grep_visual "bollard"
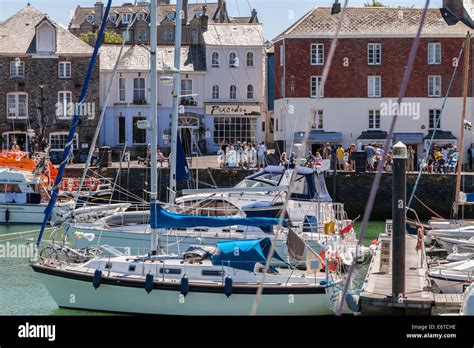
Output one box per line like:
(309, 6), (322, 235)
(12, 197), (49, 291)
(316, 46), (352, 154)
(392, 141), (407, 298)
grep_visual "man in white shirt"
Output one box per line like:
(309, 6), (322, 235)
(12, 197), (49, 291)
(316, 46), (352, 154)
(257, 142), (266, 168)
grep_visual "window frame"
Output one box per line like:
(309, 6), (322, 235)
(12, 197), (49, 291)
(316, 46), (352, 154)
(118, 77), (126, 102)
(368, 109), (381, 130)
(211, 51), (220, 68)
(58, 61), (71, 79)
(6, 92), (28, 120)
(132, 115), (147, 145)
(428, 43), (441, 65)
(212, 85), (220, 100)
(310, 76), (324, 98)
(122, 13), (132, 24)
(49, 132), (79, 152)
(310, 43), (324, 66)
(133, 77), (146, 103)
(247, 84), (254, 99)
(367, 75), (381, 98)
(368, 43), (382, 65)
(10, 60), (25, 78)
(57, 91), (73, 120)
(429, 109), (441, 129)
(246, 51), (254, 67)
(311, 109), (324, 130)
(229, 52), (238, 67)
(117, 114), (126, 145)
(428, 75), (442, 97)
(229, 85), (237, 100)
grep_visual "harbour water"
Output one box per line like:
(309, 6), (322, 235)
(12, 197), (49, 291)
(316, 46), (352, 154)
(0, 222), (384, 315)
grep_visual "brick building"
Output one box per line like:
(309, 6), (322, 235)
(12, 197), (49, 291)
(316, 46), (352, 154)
(273, 2), (474, 165)
(0, 4), (99, 160)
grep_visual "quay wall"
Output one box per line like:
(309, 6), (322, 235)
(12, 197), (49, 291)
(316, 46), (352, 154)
(65, 167), (474, 221)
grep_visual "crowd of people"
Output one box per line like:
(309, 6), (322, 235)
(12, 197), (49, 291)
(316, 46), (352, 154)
(217, 141), (268, 169)
(419, 144), (458, 174)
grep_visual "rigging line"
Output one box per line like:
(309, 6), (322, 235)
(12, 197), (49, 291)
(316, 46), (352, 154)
(336, 0), (431, 316)
(250, 0), (350, 316)
(407, 38), (466, 208)
(74, 0), (140, 206)
(35, 0), (112, 248)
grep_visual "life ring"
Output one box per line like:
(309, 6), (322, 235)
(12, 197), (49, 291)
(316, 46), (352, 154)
(60, 178), (68, 191)
(416, 227), (423, 251)
(86, 177), (99, 191)
(327, 250), (341, 273)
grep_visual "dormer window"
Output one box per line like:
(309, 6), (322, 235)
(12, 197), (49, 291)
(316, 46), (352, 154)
(86, 14), (95, 23)
(137, 12), (146, 21)
(195, 10), (203, 18)
(109, 14), (117, 22)
(35, 19), (56, 54)
(166, 11), (176, 20)
(163, 28), (174, 42)
(122, 13), (132, 24)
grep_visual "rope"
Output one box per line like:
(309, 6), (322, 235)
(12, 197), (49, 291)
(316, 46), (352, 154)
(336, 0), (431, 316)
(414, 195), (444, 219)
(407, 38), (467, 208)
(250, 0), (350, 316)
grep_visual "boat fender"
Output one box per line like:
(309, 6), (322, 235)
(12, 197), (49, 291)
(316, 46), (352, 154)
(224, 275), (233, 298)
(5, 208), (9, 223)
(145, 272), (154, 294)
(345, 293), (361, 313)
(92, 268), (102, 289)
(180, 275), (189, 297)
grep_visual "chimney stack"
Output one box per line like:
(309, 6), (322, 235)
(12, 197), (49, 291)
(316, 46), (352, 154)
(250, 8), (258, 23)
(331, 1), (341, 15)
(200, 5), (209, 29)
(94, 1), (104, 29)
(443, 0), (465, 19)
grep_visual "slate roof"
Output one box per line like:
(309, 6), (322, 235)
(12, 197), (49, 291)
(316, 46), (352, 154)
(424, 130), (457, 140)
(203, 24), (264, 46)
(100, 44), (206, 72)
(0, 4), (93, 55)
(275, 7), (470, 40)
(358, 131), (389, 140)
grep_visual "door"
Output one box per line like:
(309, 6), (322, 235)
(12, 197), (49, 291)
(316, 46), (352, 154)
(180, 128), (192, 157)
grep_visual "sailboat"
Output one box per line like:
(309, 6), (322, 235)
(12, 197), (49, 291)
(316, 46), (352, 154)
(31, 0), (344, 315)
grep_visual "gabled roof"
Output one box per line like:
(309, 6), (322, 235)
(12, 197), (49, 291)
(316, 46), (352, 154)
(0, 4), (93, 55)
(203, 24), (264, 46)
(100, 44), (206, 72)
(274, 7), (471, 41)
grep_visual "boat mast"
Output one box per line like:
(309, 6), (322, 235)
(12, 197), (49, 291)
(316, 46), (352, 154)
(454, 33), (471, 219)
(169, 0), (183, 205)
(150, 0), (159, 254)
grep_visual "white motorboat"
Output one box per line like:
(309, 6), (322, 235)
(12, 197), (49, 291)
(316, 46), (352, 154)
(428, 225), (474, 239)
(436, 236), (474, 253)
(460, 283), (474, 315)
(446, 251), (474, 262)
(427, 259), (474, 294)
(0, 168), (74, 224)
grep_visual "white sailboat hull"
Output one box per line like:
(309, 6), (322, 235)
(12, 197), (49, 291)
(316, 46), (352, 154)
(33, 267), (337, 316)
(0, 202), (71, 224)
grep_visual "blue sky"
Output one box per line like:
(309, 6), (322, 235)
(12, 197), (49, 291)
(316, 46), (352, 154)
(0, 0), (443, 40)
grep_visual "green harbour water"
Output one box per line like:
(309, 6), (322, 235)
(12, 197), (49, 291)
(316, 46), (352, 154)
(0, 221), (385, 315)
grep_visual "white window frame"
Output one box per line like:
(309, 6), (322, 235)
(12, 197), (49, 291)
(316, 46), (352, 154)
(58, 61), (71, 79)
(122, 13), (132, 24)
(368, 75), (381, 98)
(7, 92), (28, 120)
(137, 12), (146, 21)
(369, 110), (381, 130)
(10, 60), (25, 78)
(133, 77), (146, 102)
(229, 52), (238, 67)
(429, 109), (441, 129)
(122, 31), (131, 42)
(211, 51), (220, 68)
(311, 109), (324, 130)
(246, 51), (254, 67)
(310, 76), (324, 98)
(57, 91), (73, 119)
(428, 75), (441, 97)
(247, 85), (254, 99)
(230, 85), (237, 100)
(428, 43), (441, 65)
(49, 132), (78, 152)
(118, 77), (126, 102)
(109, 13), (117, 22)
(86, 14), (95, 23)
(181, 79), (193, 96)
(310, 44), (324, 65)
(212, 85), (219, 100)
(368, 43), (382, 65)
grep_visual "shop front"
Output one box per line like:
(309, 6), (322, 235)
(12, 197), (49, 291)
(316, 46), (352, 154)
(204, 103), (263, 154)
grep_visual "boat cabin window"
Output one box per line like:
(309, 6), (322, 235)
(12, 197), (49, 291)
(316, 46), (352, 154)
(105, 262), (113, 269)
(183, 199), (239, 217)
(235, 179), (271, 189)
(159, 268), (181, 275)
(128, 264), (136, 272)
(202, 270), (224, 277)
(291, 176), (307, 196)
(0, 184), (27, 204)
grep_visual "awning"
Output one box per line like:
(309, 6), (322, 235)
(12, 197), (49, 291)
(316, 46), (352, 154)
(357, 131), (388, 140)
(394, 133), (424, 144)
(293, 130), (342, 143)
(423, 130), (457, 140)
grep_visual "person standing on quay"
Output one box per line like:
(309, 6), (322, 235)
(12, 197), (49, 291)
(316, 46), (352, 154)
(407, 145), (415, 172)
(257, 141), (266, 168)
(336, 144), (345, 170)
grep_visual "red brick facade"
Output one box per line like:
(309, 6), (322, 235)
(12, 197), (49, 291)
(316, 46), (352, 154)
(274, 37), (473, 100)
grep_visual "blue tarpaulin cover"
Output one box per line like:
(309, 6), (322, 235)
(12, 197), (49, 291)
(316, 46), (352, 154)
(151, 204), (285, 229)
(211, 238), (285, 272)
